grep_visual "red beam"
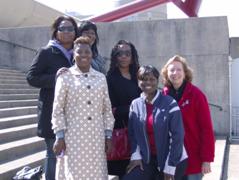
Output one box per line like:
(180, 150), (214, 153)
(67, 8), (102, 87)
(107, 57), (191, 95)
(83, 0), (201, 22)
(84, 0), (171, 22)
(172, 0), (202, 17)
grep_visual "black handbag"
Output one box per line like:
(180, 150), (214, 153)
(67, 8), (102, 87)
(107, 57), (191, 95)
(12, 166), (43, 180)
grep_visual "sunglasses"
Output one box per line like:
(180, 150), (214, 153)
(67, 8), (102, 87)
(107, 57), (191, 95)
(116, 50), (131, 57)
(58, 26), (75, 32)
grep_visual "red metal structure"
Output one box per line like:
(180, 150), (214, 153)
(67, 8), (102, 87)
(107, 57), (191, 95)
(84, 0), (202, 22)
(172, 0), (202, 17)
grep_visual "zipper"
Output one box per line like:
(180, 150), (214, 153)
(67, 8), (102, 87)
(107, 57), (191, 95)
(142, 102), (150, 163)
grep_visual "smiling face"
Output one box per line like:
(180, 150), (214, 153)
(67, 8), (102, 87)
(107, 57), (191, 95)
(74, 44), (92, 72)
(167, 61), (185, 89)
(56, 20), (76, 46)
(116, 44), (132, 69)
(138, 72), (158, 95)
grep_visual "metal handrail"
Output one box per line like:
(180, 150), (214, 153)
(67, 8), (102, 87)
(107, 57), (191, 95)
(209, 103), (223, 111)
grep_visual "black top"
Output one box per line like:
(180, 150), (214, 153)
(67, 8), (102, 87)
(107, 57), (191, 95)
(168, 80), (187, 102)
(107, 69), (141, 129)
(26, 46), (73, 138)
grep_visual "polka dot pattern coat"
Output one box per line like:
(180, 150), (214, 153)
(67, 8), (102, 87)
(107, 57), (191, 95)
(52, 65), (115, 180)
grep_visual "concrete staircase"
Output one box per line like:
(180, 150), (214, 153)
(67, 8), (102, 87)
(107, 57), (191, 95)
(0, 68), (45, 180)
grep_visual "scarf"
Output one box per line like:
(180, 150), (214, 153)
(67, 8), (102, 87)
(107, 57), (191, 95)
(47, 39), (73, 66)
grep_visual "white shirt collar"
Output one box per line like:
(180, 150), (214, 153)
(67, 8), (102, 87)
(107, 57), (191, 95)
(70, 64), (100, 77)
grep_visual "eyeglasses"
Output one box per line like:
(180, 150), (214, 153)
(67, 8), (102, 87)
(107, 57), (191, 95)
(116, 50), (131, 57)
(58, 26), (75, 32)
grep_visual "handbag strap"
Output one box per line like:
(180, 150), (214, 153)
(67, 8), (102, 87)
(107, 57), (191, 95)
(121, 119), (127, 128)
(112, 107), (128, 128)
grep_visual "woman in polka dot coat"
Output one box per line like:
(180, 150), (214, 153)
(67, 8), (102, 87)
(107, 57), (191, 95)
(51, 36), (115, 180)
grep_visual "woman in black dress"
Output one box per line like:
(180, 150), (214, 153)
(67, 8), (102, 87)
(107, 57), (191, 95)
(107, 40), (141, 179)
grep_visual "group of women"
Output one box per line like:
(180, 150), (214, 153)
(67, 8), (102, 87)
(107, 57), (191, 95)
(27, 15), (215, 180)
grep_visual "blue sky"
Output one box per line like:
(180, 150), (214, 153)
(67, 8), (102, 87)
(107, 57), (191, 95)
(36, 0), (239, 37)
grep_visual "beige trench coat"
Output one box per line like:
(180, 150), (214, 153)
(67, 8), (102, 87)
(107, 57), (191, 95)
(52, 65), (114, 180)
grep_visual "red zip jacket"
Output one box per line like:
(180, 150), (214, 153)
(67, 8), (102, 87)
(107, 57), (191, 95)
(163, 82), (215, 174)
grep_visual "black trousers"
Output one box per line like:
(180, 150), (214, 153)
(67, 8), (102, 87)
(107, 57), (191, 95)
(122, 156), (188, 180)
(107, 159), (130, 179)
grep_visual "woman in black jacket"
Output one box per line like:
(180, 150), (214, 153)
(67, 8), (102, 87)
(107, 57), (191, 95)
(106, 40), (141, 179)
(26, 15), (78, 180)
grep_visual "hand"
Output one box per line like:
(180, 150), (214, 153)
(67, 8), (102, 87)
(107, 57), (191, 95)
(53, 139), (66, 156)
(126, 160), (143, 173)
(164, 173), (174, 180)
(112, 107), (116, 114)
(202, 162), (211, 174)
(56, 67), (68, 78)
(105, 138), (112, 154)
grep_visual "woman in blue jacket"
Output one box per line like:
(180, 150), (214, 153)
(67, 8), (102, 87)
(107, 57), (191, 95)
(123, 65), (187, 180)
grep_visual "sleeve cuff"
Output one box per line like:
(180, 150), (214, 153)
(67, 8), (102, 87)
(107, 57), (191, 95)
(105, 129), (113, 139)
(130, 145), (142, 160)
(163, 152), (176, 175)
(163, 165), (176, 175)
(55, 130), (65, 139)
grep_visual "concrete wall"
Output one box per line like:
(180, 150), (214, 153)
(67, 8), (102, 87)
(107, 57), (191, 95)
(0, 26), (51, 71)
(230, 37), (239, 59)
(0, 0), (64, 28)
(97, 17), (230, 136)
(0, 16), (230, 135)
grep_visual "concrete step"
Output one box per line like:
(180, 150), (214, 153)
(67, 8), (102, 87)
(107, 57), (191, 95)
(0, 136), (45, 163)
(0, 84), (35, 89)
(0, 99), (38, 108)
(0, 114), (37, 129)
(0, 89), (39, 94)
(0, 123), (37, 143)
(0, 79), (28, 84)
(0, 76), (26, 80)
(0, 94), (38, 100)
(0, 72), (26, 77)
(0, 106), (37, 118)
(0, 68), (24, 73)
(0, 151), (45, 180)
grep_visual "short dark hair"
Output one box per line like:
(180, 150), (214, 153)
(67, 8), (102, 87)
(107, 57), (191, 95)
(137, 65), (160, 80)
(108, 40), (139, 77)
(51, 15), (78, 40)
(78, 21), (99, 58)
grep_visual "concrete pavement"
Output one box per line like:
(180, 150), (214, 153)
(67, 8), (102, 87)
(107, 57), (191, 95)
(204, 137), (239, 180)
(223, 141), (239, 180)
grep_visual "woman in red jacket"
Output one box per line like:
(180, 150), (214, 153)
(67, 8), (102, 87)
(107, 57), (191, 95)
(161, 55), (215, 180)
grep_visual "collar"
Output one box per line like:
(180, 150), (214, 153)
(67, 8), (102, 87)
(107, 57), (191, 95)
(140, 90), (160, 104)
(69, 64), (100, 77)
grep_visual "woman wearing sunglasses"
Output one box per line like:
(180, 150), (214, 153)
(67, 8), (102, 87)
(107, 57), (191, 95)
(26, 15), (78, 180)
(106, 40), (141, 179)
